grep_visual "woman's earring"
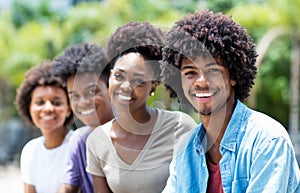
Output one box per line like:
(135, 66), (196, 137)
(150, 92), (155, 96)
(231, 80), (236, 86)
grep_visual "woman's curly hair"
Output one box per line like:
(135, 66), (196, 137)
(161, 10), (258, 108)
(54, 42), (110, 85)
(106, 21), (165, 80)
(15, 61), (74, 127)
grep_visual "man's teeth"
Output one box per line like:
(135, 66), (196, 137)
(195, 93), (213, 98)
(81, 109), (95, 115)
(119, 94), (132, 101)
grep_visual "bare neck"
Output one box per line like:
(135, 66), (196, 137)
(43, 129), (68, 149)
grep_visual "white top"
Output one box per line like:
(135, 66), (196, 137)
(86, 109), (197, 193)
(20, 130), (73, 193)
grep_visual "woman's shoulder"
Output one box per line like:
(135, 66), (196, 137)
(23, 136), (44, 148)
(156, 108), (187, 117)
(156, 108), (197, 125)
(21, 136), (44, 158)
(86, 120), (113, 146)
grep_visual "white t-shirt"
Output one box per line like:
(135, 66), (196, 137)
(86, 109), (197, 193)
(20, 130), (73, 193)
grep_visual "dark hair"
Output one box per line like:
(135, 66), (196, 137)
(106, 21), (165, 81)
(161, 10), (258, 107)
(54, 42), (110, 85)
(15, 61), (74, 127)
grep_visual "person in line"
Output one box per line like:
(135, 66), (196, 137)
(86, 21), (197, 193)
(160, 10), (300, 193)
(16, 61), (74, 193)
(54, 42), (114, 193)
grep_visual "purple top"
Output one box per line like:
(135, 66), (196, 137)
(62, 126), (93, 193)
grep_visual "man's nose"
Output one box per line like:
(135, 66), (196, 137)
(195, 71), (207, 84)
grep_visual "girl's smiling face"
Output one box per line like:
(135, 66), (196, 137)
(109, 52), (157, 113)
(67, 73), (113, 128)
(30, 85), (71, 133)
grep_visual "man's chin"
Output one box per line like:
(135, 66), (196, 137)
(199, 109), (212, 116)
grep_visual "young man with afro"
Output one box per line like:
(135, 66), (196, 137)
(54, 42), (114, 193)
(161, 10), (300, 193)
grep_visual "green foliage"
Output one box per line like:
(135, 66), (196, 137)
(11, 0), (65, 28)
(0, 0), (188, 119)
(255, 36), (293, 128)
(230, 0), (300, 129)
(205, 0), (235, 13)
(230, 4), (283, 41)
(62, 2), (109, 45)
(0, 0), (298, 126)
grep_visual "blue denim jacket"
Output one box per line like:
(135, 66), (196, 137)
(162, 100), (300, 193)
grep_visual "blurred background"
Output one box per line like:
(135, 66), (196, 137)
(0, 0), (299, 190)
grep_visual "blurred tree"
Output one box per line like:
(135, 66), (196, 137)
(230, 0), (300, 141)
(0, 0), (298, 129)
(11, 0), (65, 28)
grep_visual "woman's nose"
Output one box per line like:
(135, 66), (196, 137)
(44, 101), (54, 111)
(78, 95), (91, 107)
(120, 81), (133, 92)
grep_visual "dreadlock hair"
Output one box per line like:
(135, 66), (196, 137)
(161, 10), (258, 109)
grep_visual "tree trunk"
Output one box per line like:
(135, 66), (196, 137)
(248, 27), (288, 108)
(289, 32), (300, 154)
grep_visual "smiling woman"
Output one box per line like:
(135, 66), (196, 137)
(54, 42), (114, 193)
(15, 61), (74, 193)
(85, 21), (197, 193)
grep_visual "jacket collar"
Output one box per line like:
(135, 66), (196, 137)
(220, 100), (251, 152)
(193, 100), (252, 154)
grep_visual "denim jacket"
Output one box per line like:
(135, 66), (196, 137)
(162, 100), (300, 193)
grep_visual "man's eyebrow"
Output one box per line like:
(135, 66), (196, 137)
(205, 62), (218, 67)
(181, 65), (197, 70)
(181, 61), (217, 70)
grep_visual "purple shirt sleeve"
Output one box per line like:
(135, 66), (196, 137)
(62, 126), (94, 193)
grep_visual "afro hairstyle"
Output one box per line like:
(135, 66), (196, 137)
(161, 10), (258, 109)
(54, 42), (110, 85)
(15, 60), (74, 127)
(106, 21), (165, 81)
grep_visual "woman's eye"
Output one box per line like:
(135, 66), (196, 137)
(133, 79), (145, 85)
(86, 89), (95, 97)
(131, 79), (148, 87)
(70, 94), (80, 101)
(114, 73), (123, 80)
(53, 100), (63, 106)
(89, 90), (94, 94)
(34, 100), (44, 106)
